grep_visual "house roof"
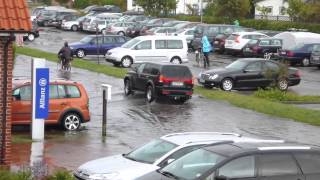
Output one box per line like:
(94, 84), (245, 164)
(0, 0), (32, 32)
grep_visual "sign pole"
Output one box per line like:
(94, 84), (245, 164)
(101, 84), (112, 137)
(32, 58), (49, 141)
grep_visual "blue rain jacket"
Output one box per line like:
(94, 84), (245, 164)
(202, 36), (213, 53)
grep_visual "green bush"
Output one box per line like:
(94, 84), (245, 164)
(74, 0), (90, 9)
(0, 169), (32, 180)
(254, 88), (320, 102)
(46, 170), (74, 180)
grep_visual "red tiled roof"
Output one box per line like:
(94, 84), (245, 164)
(0, 0), (32, 32)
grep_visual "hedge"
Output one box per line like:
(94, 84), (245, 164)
(173, 15), (320, 34)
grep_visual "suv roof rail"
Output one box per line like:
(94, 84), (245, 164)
(162, 132), (242, 138)
(258, 146), (311, 151)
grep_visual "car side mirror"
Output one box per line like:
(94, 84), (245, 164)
(215, 175), (228, 180)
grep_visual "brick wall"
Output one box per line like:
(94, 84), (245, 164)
(0, 36), (14, 166)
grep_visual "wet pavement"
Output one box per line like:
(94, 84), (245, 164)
(12, 55), (320, 172)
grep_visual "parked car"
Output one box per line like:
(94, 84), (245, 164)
(225, 32), (269, 55)
(105, 22), (135, 36)
(162, 20), (186, 27)
(191, 24), (245, 51)
(23, 21), (40, 41)
(149, 27), (177, 36)
(140, 18), (174, 36)
(61, 16), (85, 31)
(70, 35), (129, 58)
(310, 44), (320, 68)
(74, 132), (282, 180)
(85, 17), (119, 33)
(12, 79), (90, 131)
(126, 23), (144, 38)
(36, 10), (58, 26)
(138, 142), (320, 180)
(198, 58), (301, 91)
(278, 43), (320, 66)
(174, 28), (195, 45)
(105, 36), (188, 67)
(243, 38), (283, 58)
(53, 13), (79, 29)
(125, 15), (149, 23)
(124, 62), (193, 102)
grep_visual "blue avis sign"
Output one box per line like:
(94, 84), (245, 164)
(35, 68), (49, 119)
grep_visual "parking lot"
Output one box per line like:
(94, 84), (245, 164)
(11, 26), (320, 171)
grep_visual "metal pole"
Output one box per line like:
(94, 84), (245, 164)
(96, 25), (100, 65)
(102, 89), (107, 137)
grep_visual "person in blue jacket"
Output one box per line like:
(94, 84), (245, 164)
(201, 35), (213, 68)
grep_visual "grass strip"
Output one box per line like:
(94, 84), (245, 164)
(12, 134), (33, 144)
(195, 86), (320, 126)
(17, 47), (320, 126)
(16, 47), (127, 79)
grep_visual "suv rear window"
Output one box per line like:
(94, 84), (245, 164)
(66, 85), (81, 98)
(161, 66), (192, 78)
(227, 34), (239, 40)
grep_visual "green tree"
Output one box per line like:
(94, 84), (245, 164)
(74, 0), (90, 9)
(205, 0), (251, 20)
(287, 0), (305, 21)
(256, 5), (271, 19)
(56, 0), (70, 4)
(136, 0), (177, 16)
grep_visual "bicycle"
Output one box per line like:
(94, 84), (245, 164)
(195, 48), (204, 67)
(58, 54), (72, 71)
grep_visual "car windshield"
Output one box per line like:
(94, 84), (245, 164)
(161, 148), (226, 179)
(80, 36), (93, 44)
(121, 38), (140, 48)
(124, 139), (177, 164)
(226, 60), (248, 70)
(162, 66), (192, 78)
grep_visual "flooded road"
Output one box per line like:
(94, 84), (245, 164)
(12, 55), (320, 171)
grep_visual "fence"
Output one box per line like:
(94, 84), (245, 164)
(255, 15), (291, 22)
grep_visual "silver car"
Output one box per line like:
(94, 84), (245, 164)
(74, 132), (283, 180)
(105, 22), (135, 36)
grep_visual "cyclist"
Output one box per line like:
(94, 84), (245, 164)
(202, 35), (213, 69)
(58, 41), (72, 70)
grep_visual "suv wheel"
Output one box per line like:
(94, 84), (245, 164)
(76, 49), (85, 58)
(277, 78), (288, 91)
(146, 85), (155, 103)
(121, 56), (132, 68)
(71, 25), (78, 31)
(171, 57), (182, 64)
(124, 79), (132, 95)
(302, 58), (310, 67)
(62, 113), (81, 131)
(27, 33), (35, 41)
(221, 78), (233, 91)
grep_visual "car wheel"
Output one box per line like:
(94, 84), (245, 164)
(221, 78), (233, 91)
(27, 33), (35, 41)
(177, 97), (188, 103)
(71, 25), (78, 31)
(62, 113), (81, 131)
(277, 78), (288, 91)
(302, 58), (310, 67)
(171, 57), (182, 64)
(76, 49), (85, 58)
(146, 85), (155, 103)
(118, 31), (125, 36)
(124, 79), (132, 96)
(121, 56), (133, 68)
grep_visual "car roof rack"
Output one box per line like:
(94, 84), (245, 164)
(162, 132), (242, 138)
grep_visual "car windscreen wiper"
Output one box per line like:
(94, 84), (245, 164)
(157, 169), (180, 180)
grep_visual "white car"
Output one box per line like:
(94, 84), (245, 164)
(74, 132), (284, 180)
(174, 28), (195, 44)
(225, 32), (269, 55)
(149, 27), (177, 36)
(105, 36), (189, 67)
(61, 17), (85, 31)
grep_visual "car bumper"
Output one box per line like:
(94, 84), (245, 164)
(61, 25), (72, 30)
(105, 55), (121, 63)
(289, 78), (301, 86)
(156, 87), (193, 97)
(197, 78), (220, 88)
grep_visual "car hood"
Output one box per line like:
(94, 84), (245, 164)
(69, 42), (84, 47)
(77, 154), (159, 178)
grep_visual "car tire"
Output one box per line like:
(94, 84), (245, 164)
(177, 97), (188, 103)
(220, 78), (233, 91)
(171, 57), (182, 64)
(277, 78), (288, 91)
(71, 25), (78, 31)
(146, 85), (155, 103)
(301, 58), (310, 67)
(124, 79), (132, 96)
(121, 56), (133, 68)
(76, 49), (85, 58)
(27, 33), (35, 41)
(62, 113), (81, 131)
(118, 31), (125, 36)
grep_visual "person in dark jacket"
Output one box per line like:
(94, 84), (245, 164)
(58, 41), (72, 69)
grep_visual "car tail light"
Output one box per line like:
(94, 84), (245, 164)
(235, 36), (240, 43)
(287, 51), (294, 57)
(185, 78), (193, 85)
(295, 70), (301, 77)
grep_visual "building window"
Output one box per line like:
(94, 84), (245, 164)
(279, 6), (287, 15)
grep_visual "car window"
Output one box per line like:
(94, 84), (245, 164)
(168, 28), (176, 33)
(159, 145), (203, 167)
(294, 153), (320, 174)
(259, 40), (270, 46)
(115, 37), (126, 43)
(185, 30), (194, 35)
(206, 26), (219, 36)
(142, 64), (151, 74)
(155, 40), (166, 49)
(135, 40), (152, 50)
(243, 35), (251, 39)
(161, 66), (192, 78)
(271, 39), (282, 46)
(218, 156), (255, 179)
(264, 61), (280, 72)
(66, 85), (81, 98)
(157, 29), (165, 33)
(49, 85), (59, 99)
(13, 86), (31, 101)
(57, 85), (66, 98)
(307, 45), (315, 52)
(245, 62), (262, 72)
(258, 154), (300, 176)
(313, 45), (320, 52)
(167, 40), (183, 49)
(92, 37), (103, 45)
(137, 63), (145, 74)
(104, 36), (113, 44)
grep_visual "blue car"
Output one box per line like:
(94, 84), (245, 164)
(70, 35), (130, 58)
(278, 43), (320, 66)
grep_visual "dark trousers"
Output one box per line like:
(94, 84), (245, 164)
(203, 52), (210, 68)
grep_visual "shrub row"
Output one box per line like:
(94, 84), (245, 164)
(173, 15), (320, 33)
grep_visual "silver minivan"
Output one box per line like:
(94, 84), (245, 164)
(310, 44), (320, 68)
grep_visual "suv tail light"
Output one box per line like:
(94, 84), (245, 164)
(287, 51), (294, 57)
(235, 36), (240, 43)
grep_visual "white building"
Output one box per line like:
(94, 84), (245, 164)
(255, 0), (289, 20)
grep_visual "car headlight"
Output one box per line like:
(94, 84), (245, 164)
(209, 74), (219, 80)
(89, 172), (119, 180)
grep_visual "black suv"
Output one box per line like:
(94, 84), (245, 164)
(123, 62), (194, 103)
(138, 142), (320, 180)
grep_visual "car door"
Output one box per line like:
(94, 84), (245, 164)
(132, 40), (153, 62)
(86, 37), (101, 55)
(130, 63), (145, 90)
(155, 40), (168, 61)
(294, 152), (320, 180)
(236, 61), (264, 88)
(205, 155), (258, 180)
(12, 85), (32, 124)
(136, 63), (151, 90)
(257, 153), (305, 180)
(101, 36), (114, 55)
(47, 84), (68, 123)
(311, 44), (320, 63)
(262, 61), (282, 87)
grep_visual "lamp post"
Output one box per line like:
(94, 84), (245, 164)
(96, 24), (100, 65)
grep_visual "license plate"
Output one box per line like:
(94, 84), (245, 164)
(171, 82), (184, 86)
(199, 78), (205, 83)
(214, 41), (219, 44)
